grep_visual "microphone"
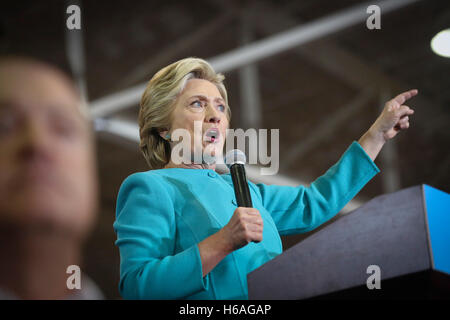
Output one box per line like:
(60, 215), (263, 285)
(224, 149), (253, 208)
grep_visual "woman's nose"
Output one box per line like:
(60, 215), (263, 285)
(206, 115), (220, 124)
(205, 106), (221, 124)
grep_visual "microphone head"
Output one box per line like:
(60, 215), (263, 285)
(224, 149), (246, 168)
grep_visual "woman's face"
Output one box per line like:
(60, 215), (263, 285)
(166, 78), (229, 164)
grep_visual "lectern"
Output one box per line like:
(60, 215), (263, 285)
(247, 185), (450, 299)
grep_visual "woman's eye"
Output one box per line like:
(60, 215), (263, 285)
(217, 104), (226, 112)
(191, 100), (203, 108)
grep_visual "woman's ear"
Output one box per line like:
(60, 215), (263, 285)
(159, 129), (170, 141)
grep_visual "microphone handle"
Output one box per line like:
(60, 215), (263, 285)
(230, 164), (253, 208)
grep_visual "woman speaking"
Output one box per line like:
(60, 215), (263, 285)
(113, 57), (417, 299)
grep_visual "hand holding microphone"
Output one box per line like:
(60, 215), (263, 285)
(220, 207), (264, 251)
(220, 149), (263, 252)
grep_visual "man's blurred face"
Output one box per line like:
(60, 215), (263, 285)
(0, 59), (97, 239)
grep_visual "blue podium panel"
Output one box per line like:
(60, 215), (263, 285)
(424, 185), (450, 275)
(247, 185), (450, 300)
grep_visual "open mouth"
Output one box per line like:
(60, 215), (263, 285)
(204, 127), (220, 143)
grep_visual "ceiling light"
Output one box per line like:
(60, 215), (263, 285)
(431, 29), (450, 58)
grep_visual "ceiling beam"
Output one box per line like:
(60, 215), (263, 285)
(114, 12), (234, 90)
(88, 0), (419, 118)
(238, 16), (262, 130)
(65, 0), (88, 103)
(208, 0), (419, 73)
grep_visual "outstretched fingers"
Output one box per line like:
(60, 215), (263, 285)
(392, 89), (418, 106)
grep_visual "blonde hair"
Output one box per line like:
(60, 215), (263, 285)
(138, 57), (231, 169)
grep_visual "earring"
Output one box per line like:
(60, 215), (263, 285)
(165, 133), (171, 141)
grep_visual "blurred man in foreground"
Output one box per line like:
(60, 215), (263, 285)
(0, 56), (103, 299)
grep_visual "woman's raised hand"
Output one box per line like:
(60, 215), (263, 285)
(371, 89), (418, 142)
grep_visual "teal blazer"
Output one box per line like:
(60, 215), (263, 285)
(114, 141), (380, 299)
